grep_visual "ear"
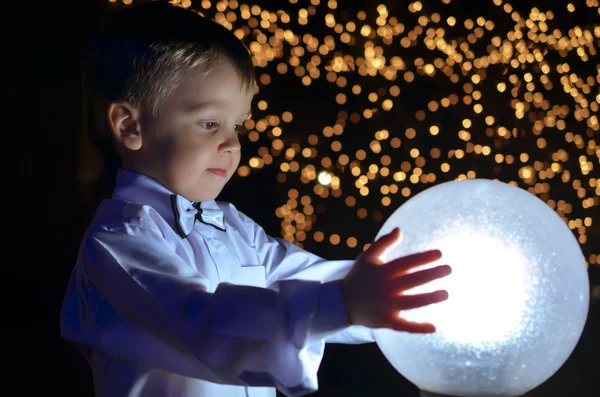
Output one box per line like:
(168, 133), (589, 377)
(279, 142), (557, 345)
(107, 100), (143, 151)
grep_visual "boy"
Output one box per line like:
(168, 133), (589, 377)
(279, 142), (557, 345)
(60, 2), (451, 396)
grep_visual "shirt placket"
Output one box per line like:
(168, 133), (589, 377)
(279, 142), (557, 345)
(195, 224), (240, 285)
(195, 229), (252, 397)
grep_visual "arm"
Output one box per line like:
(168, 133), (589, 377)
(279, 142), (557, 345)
(64, 224), (349, 396)
(247, 217), (374, 344)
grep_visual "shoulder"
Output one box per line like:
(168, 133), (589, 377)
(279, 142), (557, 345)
(87, 198), (170, 241)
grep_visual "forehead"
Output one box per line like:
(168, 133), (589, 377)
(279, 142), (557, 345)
(171, 59), (254, 110)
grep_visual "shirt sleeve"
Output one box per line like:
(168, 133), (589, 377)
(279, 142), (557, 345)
(62, 222), (359, 397)
(248, 216), (374, 345)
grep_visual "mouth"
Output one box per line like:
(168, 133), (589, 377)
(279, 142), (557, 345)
(207, 168), (227, 177)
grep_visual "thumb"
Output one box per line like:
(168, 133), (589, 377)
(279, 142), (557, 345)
(364, 227), (402, 265)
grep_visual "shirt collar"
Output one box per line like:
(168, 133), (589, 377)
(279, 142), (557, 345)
(112, 168), (225, 238)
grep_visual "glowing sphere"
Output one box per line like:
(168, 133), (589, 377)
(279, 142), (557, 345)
(373, 179), (589, 396)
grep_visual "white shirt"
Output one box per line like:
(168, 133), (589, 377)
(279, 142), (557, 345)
(60, 169), (373, 397)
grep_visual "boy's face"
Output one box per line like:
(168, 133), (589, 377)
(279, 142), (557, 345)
(134, 59), (253, 202)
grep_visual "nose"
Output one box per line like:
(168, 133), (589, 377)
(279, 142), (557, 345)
(218, 128), (241, 154)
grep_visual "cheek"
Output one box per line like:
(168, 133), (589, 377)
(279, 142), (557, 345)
(163, 140), (210, 176)
(233, 151), (241, 168)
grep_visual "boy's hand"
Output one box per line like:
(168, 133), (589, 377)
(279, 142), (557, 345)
(341, 228), (451, 333)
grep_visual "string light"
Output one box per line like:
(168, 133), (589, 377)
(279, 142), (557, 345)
(112, 0), (599, 267)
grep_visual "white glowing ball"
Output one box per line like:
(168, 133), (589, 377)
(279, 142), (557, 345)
(373, 179), (589, 396)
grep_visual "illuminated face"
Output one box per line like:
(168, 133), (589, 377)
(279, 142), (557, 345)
(138, 59), (253, 202)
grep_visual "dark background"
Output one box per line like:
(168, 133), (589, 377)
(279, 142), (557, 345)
(5, 0), (598, 396)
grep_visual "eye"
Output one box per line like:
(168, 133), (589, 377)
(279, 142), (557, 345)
(234, 124), (249, 136)
(199, 121), (220, 131)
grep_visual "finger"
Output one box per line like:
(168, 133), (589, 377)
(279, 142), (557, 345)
(387, 316), (436, 333)
(383, 249), (443, 276)
(390, 265), (451, 293)
(363, 228), (402, 264)
(391, 290), (449, 311)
